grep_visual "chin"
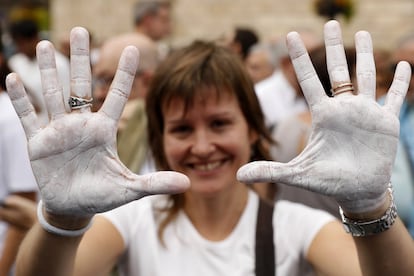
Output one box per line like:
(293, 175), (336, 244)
(190, 186), (222, 197)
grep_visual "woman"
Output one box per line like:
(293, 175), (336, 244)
(7, 20), (414, 275)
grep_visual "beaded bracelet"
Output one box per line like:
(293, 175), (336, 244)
(37, 200), (93, 237)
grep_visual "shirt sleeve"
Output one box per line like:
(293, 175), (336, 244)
(274, 200), (337, 263)
(100, 196), (157, 246)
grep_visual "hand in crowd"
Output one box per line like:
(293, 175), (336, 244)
(5, 27), (189, 220)
(238, 20), (410, 215)
(0, 195), (37, 231)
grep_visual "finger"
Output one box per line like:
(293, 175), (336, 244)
(0, 208), (15, 222)
(325, 20), (353, 97)
(37, 41), (67, 120)
(136, 171), (190, 195)
(384, 61), (410, 116)
(6, 73), (40, 138)
(70, 27), (92, 112)
(3, 195), (37, 209)
(287, 31), (326, 108)
(99, 46), (139, 121)
(115, 171), (190, 206)
(355, 31), (376, 99)
(237, 161), (300, 185)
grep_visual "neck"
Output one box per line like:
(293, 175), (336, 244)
(184, 184), (249, 241)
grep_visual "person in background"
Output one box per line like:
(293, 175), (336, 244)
(245, 42), (279, 84)
(0, 28), (37, 276)
(221, 27), (259, 61)
(386, 34), (414, 232)
(133, 0), (173, 59)
(391, 33), (414, 179)
(254, 29), (321, 131)
(7, 19), (70, 126)
(7, 20), (414, 276)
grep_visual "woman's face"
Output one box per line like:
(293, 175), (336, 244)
(162, 88), (257, 197)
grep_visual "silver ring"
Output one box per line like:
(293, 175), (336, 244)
(69, 96), (93, 110)
(330, 82), (354, 97)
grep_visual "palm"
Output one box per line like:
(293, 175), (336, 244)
(6, 27), (189, 218)
(292, 95), (398, 202)
(30, 112), (126, 215)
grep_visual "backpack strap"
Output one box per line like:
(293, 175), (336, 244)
(255, 198), (275, 276)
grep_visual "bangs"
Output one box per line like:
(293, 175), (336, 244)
(160, 47), (237, 114)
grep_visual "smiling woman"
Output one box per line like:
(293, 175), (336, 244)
(143, 40), (274, 243)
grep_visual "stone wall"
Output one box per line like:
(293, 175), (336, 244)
(50, 0), (414, 51)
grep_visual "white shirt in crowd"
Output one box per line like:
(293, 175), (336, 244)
(254, 70), (307, 130)
(8, 51), (71, 125)
(0, 92), (38, 253)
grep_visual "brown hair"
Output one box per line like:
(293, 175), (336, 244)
(145, 40), (273, 242)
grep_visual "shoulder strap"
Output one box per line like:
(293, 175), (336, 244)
(255, 198), (275, 276)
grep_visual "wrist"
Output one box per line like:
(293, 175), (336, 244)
(37, 200), (93, 237)
(342, 193), (391, 221)
(339, 183), (398, 237)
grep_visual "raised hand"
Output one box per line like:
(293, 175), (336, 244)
(6, 27), (189, 219)
(237, 20), (410, 214)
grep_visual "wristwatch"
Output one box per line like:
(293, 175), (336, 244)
(339, 185), (398, 237)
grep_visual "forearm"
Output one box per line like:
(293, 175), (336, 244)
(354, 218), (414, 275)
(0, 227), (26, 276)
(15, 223), (82, 276)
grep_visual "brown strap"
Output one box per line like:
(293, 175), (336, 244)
(255, 198), (275, 276)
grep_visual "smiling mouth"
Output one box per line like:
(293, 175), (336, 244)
(191, 160), (225, 171)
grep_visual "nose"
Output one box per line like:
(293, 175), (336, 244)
(191, 129), (215, 157)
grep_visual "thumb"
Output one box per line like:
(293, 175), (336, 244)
(237, 161), (300, 184)
(134, 171), (190, 195)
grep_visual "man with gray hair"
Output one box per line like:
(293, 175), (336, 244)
(133, 0), (172, 42)
(92, 32), (160, 173)
(245, 42), (281, 84)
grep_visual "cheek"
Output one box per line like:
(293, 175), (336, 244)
(163, 137), (185, 168)
(240, 140), (253, 163)
(226, 131), (253, 163)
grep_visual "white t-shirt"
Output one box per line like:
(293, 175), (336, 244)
(255, 70), (307, 130)
(102, 190), (335, 276)
(0, 92), (38, 252)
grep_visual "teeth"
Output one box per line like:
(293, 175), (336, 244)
(194, 161), (222, 171)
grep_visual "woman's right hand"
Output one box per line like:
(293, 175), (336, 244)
(6, 27), (189, 222)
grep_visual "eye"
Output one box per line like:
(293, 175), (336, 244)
(211, 119), (230, 129)
(168, 124), (192, 136)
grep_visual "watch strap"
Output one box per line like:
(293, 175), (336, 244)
(339, 184), (398, 237)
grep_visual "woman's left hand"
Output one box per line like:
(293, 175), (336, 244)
(237, 20), (411, 215)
